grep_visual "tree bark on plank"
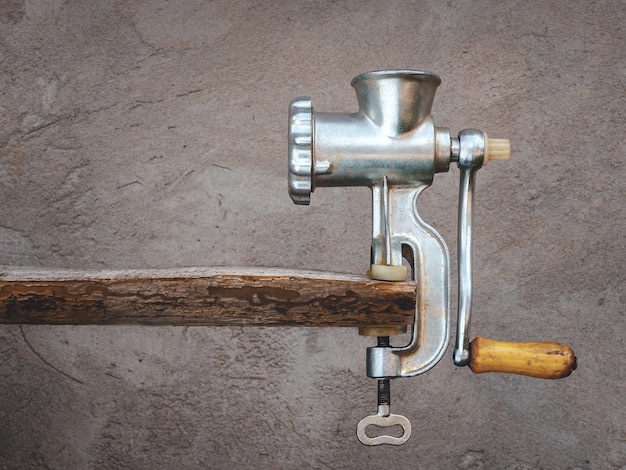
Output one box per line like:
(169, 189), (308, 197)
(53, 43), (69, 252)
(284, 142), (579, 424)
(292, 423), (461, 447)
(0, 267), (415, 327)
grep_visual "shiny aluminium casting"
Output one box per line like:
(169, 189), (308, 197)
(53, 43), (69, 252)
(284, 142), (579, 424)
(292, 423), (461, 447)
(288, 69), (511, 446)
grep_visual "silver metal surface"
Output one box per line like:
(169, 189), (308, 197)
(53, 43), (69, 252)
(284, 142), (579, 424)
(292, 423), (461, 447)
(288, 73), (452, 377)
(367, 185), (450, 378)
(287, 70), (452, 203)
(313, 71), (448, 189)
(356, 404), (412, 446)
(383, 176), (392, 266)
(351, 70), (439, 137)
(453, 129), (485, 366)
(287, 97), (313, 205)
(287, 70), (497, 445)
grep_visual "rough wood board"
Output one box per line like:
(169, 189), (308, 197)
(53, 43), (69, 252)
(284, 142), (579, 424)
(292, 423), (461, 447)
(0, 267), (415, 326)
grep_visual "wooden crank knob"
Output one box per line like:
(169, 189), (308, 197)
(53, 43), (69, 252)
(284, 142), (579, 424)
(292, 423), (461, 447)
(468, 337), (577, 379)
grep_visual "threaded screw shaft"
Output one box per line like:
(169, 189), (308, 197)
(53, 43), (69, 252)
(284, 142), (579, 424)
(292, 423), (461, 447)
(377, 336), (391, 406)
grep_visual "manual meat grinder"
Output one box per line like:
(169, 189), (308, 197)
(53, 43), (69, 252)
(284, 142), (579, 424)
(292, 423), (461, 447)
(288, 70), (576, 446)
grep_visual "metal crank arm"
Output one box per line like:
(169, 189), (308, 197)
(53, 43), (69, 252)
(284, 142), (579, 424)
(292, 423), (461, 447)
(452, 130), (577, 379)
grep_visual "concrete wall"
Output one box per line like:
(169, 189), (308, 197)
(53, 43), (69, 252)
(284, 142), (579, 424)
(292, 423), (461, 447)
(1, 1), (624, 468)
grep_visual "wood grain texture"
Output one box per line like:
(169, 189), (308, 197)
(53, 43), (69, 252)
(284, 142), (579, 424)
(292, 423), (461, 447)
(0, 267), (415, 327)
(468, 336), (577, 379)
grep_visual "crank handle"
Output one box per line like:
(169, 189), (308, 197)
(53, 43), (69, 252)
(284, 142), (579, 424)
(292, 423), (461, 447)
(453, 129), (511, 366)
(452, 133), (577, 380)
(468, 337), (577, 379)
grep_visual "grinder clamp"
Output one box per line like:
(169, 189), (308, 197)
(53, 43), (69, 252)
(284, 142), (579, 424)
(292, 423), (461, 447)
(288, 70), (576, 446)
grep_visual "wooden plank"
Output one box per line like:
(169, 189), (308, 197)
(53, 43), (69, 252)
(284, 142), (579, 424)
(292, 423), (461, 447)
(0, 267), (415, 327)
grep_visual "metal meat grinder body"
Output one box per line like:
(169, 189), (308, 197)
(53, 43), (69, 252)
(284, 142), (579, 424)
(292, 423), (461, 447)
(287, 70), (575, 446)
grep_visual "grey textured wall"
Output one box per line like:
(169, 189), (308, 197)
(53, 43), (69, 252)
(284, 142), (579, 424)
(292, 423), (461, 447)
(1, 1), (624, 469)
